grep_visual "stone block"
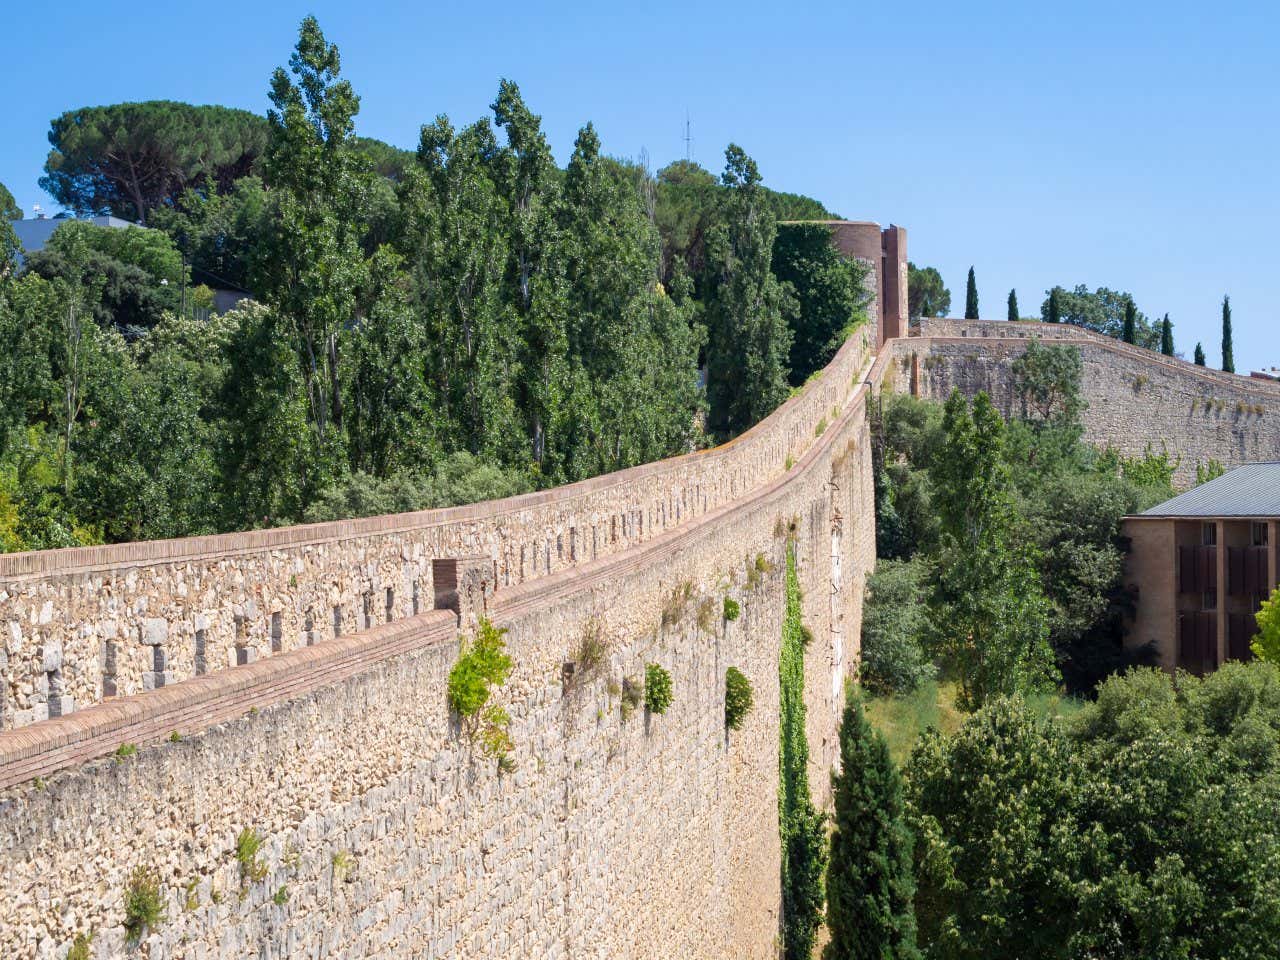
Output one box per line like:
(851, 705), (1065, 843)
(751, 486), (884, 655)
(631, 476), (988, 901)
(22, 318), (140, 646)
(139, 618), (168, 646)
(40, 640), (62, 673)
(142, 671), (174, 691)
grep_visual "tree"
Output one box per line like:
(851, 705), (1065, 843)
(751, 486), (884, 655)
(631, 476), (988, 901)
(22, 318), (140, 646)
(927, 390), (1055, 709)
(703, 144), (795, 438)
(1122, 297), (1136, 344)
(259, 16), (372, 489)
(1159, 313), (1174, 355)
(1010, 340), (1084, 428)
(0, 181), (19, 221)
(964, 266), (978, 319)
(824, 695), (920, 960)
(1046, 286), (1061, 324)
(1222, 295), (1235, 373)
(860, 558), (935, 694)
(773, 222), (869, 384)
(1007, 288), (1018, 322)
(1251, 586), (1280, 663)
(907, 263), (950, 319)
(1195, 341), (1206, 366)
(1041, 285), (1157, 347)
(40, 102), (269, 224)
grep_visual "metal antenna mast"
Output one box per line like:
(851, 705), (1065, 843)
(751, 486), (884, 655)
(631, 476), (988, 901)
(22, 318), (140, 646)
(683, 112), (692, 162)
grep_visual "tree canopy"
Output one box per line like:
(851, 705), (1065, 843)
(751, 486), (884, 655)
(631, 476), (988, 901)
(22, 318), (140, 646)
(908, 263), (950, 318)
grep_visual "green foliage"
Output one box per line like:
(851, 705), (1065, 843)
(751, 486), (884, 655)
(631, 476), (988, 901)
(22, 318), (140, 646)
(928, 390), (1055, 709)
(1010, 339), (1084, 429)
(723, 596), (741, 621)
(1196, 458), (1225, 485)
(1040, 284), (1159, 348)
(724, 666), (754, 730)
(447, 618), (513, 720)
(780, 545), (826, 959)
(1046, 286), (1061, 324)
(67, 932), (93, 960)
(860, 558), (935, 695)
(1222, 294), (1235, 372)
(113, 743), (138, 761)
(772, 222), (869, 384)
(1006, 288), (1018, 322)
(478, 705), (516, 771)
(825, 695), (919, 960)
(620, 675), (643, 722)
(0, 180), (19, 221)
(1194, 341), (1206, 366)
(963, 267), (978, 319)
(1121, 296), (1137, 344)
(122, 866), (164, 941)
(235, 827), (268, 887)
(41, 101), (269, 223)
(661, 580), (693, 626)
(909, 664), (1280, 958)
(273, 885), (289, 906)
(644, 662), (673, 715)
(907, 263), (950, 319)
(331, 850), (356, 882)
(1159, 312), (1174, 355)
(1251, 585), (1280, 663)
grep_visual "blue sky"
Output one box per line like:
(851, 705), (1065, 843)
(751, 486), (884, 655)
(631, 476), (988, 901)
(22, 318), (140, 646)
(4, 1), (1276, 366)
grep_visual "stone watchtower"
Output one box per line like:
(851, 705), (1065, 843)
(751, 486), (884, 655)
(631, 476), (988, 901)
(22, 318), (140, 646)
(800, 221), (908, 348)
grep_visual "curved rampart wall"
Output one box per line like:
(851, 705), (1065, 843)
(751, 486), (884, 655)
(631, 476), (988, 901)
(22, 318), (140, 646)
(0, 330), (873, 729)
(0, 336), (879, 959)
(890, 320), (1280, 484)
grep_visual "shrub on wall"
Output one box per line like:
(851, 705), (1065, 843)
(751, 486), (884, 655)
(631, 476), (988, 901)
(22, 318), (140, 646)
(725, 667), (754, 730)
(645, 663), (674, 715)
(723, 596), (741, 621)
(123, 866), (165, 942)
(235, 827), (268, 890)
(67, 933), (93, 960)
(447, 618), (513, 721)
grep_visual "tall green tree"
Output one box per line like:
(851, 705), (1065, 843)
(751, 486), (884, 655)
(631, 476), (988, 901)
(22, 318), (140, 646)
(1194, 341), (1206, 366)
(824, 695), (920, 960)
(1222, 294), (1235, 373)
(964, 266), (978, 319)
(40, 102), (268, 224)
(1121, 297), (1136, 344)
(703, 145), (795, 438)
(0, 181), (19, 221)
(907, 263), (950, 319)
(1041, 285), (1157, 346)
(1006, 288), (1018, 322)
(928, 390), (1055, 709)
(1159, 313), (1174, 355)
(1046, 286), (1061, 324)
(259, 15), (372, 488)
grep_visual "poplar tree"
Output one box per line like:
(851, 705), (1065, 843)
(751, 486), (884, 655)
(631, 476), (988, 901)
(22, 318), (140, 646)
(1047, 287), (1061, 324)
(824, 696), (920, 960)
(964, 267), (978, 319)
(1160, 314), (1174, 356)
(703, 145), (795, 438)
(1222, 295), (1235, 373)
(1195, 342), (1206, 366)
(1007, 289), (1018, 322)
(1122, 298), (1136, 344)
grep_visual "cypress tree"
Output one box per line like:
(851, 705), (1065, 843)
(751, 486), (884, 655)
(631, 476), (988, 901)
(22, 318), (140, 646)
(1122, 297), (1136, 344)
(1047, 287), (1061, 324)
(1194, 342), (1206, 366)
(1160, 314), (1174, 356)
(824, 696), (920, 960)
(964, 267), (978, 319)
(1007, 288), (1018, 322)
(1222, 295), (1235, 373)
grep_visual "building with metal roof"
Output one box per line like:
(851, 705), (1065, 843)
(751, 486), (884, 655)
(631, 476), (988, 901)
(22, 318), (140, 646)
(1141, 462), (1280, 517)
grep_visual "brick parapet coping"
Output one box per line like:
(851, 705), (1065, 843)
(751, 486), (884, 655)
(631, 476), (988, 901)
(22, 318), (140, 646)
(0, 347), (879, 790)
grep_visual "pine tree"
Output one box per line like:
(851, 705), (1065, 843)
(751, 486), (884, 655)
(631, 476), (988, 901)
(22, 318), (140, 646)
(964, 267), (978, 319)
(1222, 295), (1235, 373)
(824, 696), (920, 960)
(1159, 314), (1174, 356)
(1122, 297), (1136, 344)
(1007, 288), (1018, 322)
(1046, 287), (1061, 324)
(1194, 342), (1206, 366)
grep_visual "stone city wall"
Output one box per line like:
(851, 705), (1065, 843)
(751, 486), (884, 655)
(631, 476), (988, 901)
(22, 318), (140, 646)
(0, 329), (874, 730)
(0, 342), (878, 959)
(888, 319), (1280, 484)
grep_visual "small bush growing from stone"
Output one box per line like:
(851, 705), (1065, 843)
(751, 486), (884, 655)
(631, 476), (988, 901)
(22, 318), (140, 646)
(479, 705), (515, 770)
(67, 932), (93, 960)
(573, 618), (609, 679)
(645, 663), (674, 715)
(183, 879), (199, 911)
(785, 454), (795, 471)
(725, 667), (754, 730)
(621, 676), (643, 721)
(447, 618), (513, 721)
(661, 581), (693, 626)
(114, 743), (138, 762)
(815, 416), (828, 438)
(332, 850), (356, 882)
(122, 865), (164, 941)
(235, 827), (268, 888)
(168, 731), (182, 743)
(273, 885), (289, 906)
(723, 596), (741, 622)
(696, 597), (717, 633)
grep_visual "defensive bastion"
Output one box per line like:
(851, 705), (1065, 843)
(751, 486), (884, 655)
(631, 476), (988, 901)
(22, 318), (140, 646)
(3, 224), (1278, 957)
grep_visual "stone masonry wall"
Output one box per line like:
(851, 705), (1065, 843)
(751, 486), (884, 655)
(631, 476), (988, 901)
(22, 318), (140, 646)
(0, 334), (878, 959)
(889, 320), (1280, 485)
(0, 329), (874, 730)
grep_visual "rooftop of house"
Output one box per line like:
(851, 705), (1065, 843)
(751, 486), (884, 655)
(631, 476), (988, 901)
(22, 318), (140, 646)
(11, 214), (139, 256)
(1140, 462), (1280, 518)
